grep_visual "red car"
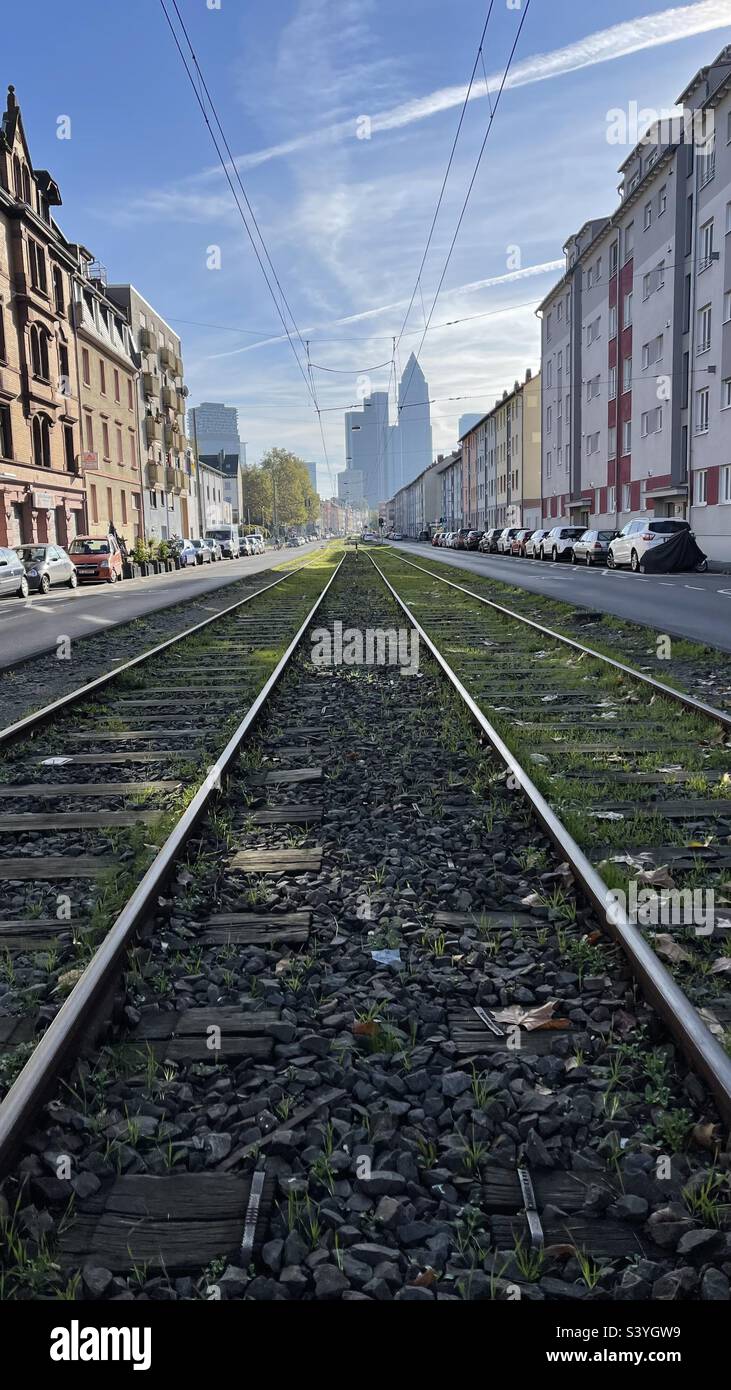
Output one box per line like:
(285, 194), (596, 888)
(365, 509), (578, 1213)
(510, 528), (533, 557)
(69, 535), (124, 583)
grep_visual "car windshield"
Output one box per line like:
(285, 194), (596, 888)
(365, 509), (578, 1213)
(206, 531), (228, 541)
(70, 539), (110, 554)
(560, 529), (584, 538)
(17, 546), (47, 561)
(598, 531), (616, 540)
(193, 539), (206, 547)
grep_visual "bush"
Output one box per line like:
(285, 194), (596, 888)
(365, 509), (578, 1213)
(131, 538), (149, 564)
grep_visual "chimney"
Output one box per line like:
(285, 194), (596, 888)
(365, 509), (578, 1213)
(6, 85), (17, 112)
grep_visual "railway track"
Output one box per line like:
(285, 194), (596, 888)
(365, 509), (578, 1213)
(0, 551), (729, 1303)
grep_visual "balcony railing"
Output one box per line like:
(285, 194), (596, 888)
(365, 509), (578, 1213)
(145, 416), (162, 445)
(146, 461), (162, 486)
(140, 328), (157, 354)
(143, 372), (158, 398)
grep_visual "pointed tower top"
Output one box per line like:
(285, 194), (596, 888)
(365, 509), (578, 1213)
(7, 85), (16, 110)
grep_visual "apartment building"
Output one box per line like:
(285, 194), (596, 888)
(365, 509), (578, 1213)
(72, 250), (143, 542)
(459, 369), (542, 531)
(539, 46), (731, 562)
(0, 84), (85, 547)
(105, 284), (192, 540)
(437, 449), (462, 529)
(390, 457), (443, 537)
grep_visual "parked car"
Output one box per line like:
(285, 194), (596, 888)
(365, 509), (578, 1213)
(205, 537), (223, 562)
(170, 537), (198, 567)
(607, 518), (693, 571)
(539, 526), (586, 561)
(431, 531), (443, 546)
(205, 525), (239, 558)
(391, 532), (404, 541)
(0, 546), (30, 598)
(454, 528), (472, 549)
(523, 528), (550, 559)
(478, 528), (503, 553)
(240, 535), (256, 555)
(191, 538), (213, 565)
(510, 528), (534, 557)
(496, 527), (521, 554)
(571, 529), (619, 566)
(16, 543), (77, 592)
(249, 533), (265, 553)
(466, 530), (484, 550)
(69, 535), (124, 583)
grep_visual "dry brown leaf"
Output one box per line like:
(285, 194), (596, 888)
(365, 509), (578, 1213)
(692, 1121), (720, 1151)
(710, 957), (731, 975)
(411, 1267), (437, 1287)
(492, 999), (560, 1032)
(352, 1020), (378, 1037)
(698, 1007), (725, 1040)
(651, 933), (693, 964)
(636, 865), (676, 888)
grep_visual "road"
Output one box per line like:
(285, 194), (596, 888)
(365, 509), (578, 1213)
(389, 542), (731, 653)
(0, 543), (322, 668)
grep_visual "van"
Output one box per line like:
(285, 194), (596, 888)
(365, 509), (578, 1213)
(204, 525), (240, 558)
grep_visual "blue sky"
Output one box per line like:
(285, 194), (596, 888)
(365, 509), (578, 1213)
(4, 0), (731, 495)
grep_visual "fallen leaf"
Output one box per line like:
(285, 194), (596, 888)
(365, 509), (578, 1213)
(543, 1244), (577, 1260)
(710, 957), (731, 974)
(410, 1267), (437, 1288)
(698, 1007), (725, 1040)
(636, 865), (676, 889)
(352, 1020), (378, 1037)
(594, 811), (625, 821)
(56, 968), (84, 995)
(275, 958), (292, 975)
(492, 999), (561, 1032)
(521, 892), (544, 907)
(651, 933), (693, 964)
(692, 1121), (720, 1151)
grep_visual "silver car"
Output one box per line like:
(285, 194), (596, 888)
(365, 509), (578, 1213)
(204, 537), (223, 562)
(16, 543), (77, 593)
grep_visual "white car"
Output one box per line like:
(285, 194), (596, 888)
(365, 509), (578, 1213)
(539, 526), (586, 561)
(496, 527), (521, 554)
(524, 528), (550, 559)
(607, 517), (694, 571)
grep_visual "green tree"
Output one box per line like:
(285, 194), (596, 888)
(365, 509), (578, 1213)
(242, 449), (319, 531)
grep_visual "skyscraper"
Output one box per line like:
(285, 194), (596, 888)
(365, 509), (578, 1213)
(305, 461), (318, 494)
(188, 402), (242, 460)
(396, 354), (432, 492)
(344, 390), (390, 508)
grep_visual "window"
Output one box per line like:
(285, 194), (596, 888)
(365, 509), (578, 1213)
(623, 356), (632, 392)
(28, 239), (47, 293)
(546, 359), (553, 389)
(609, 304), (617, 337)
(546, 451), (552, 477)
(695, 387), (709, 433)
(64, 424), (74, 472)
(546, 406), (552, 433)
(624, 222), (634, 261)
(0, 301), (5, 362)
(610, 241), (618, 276)
(546, 311), (552, 342)
(557, 300), (563, 321)
(129, 431), (137, 469)
(694, 470), (708, 505)
(644, 202), (652, 230)
(727, 200), (731, 234)
(102, 422), (111, 459)
(608, 365), (617, 399)
(622, 420), (632, 455)
(608, 426), (617, 458)
(90, 484), (98, 524)
(0, 403), (12, 459)
(132, 492), (141, 513)
(586, 431), (600, 454)
(722, 378), (731, 410)
(53, 267), (65, 315)
(587, 266), (594, 289)
(642, 334), (663, 369)
(697, 303), (712, 353)
(84, 413), (94, 451)
(698, 134), (715, 187)
(59, 343), (69, 391)
(699, 219), (714, 271)
(623, 291), (633, 327)
(608, 486), (616, 513)
(116, 426), (124, 463)
(724, 290), (731, 323)
(99, 360), (106, 394)
(721, 465), (731, 504)
(82, 348), (90, 387)
(586, 375), (600, 401)
(114, 369), (120, 403)
(587, 316), (601, 345)
(659, 185), (667, 216)
(623, 483), (631, 511)
(596, 257), (602, 281)
(641, 406), (663, 436)
(32, 414), (51, 469)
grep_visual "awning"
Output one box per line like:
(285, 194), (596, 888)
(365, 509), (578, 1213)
(567, 497), (592, 510)
(644, 483), (688, 500)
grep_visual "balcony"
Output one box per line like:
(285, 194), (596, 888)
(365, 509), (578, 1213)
(173, 468), (188, 495)
(174, 354), (184, 378)
(143, 372), (158, 398)
(176, 393), (186, 415)
(164, 464), (176, 490)
(145, 416), (162, 445)
(146, 461), (162, 486)
(140, 328), (157, 354)
(160, 346), (176, 371)
(162, 385), (176, 409)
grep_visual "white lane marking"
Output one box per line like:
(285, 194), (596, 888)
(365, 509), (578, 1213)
(717, 589), (731, 596)
(684, 584), (703, 591)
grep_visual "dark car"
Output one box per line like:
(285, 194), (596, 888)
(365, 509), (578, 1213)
(571, 529), (619, 566)
(466, 530), (484, 550)
(0, 546), (29, 599)
(478, 528), (503, 553)
(16, 543), (77, 592)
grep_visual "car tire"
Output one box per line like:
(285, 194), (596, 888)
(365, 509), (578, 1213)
(571, 551), (577, 565)
(68, 569), (78, 588)
(552, 547), (558, 562)
(108, 570), (117, 583)
(586, 554), (592, 567)
(630, 550), (640, 572)
(607, 550), (616, 569)
(18, 575), (29, 598)
(40, 573), (51, 594)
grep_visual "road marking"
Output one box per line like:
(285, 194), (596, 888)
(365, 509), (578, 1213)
(684, 584), (703, 591)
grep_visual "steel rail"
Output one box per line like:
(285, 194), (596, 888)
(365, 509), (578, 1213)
(386, 549), (731, 733)
(0, 554), (344, 1174)
(0, 551), (325, 749)
(371, 553), (731, 1129)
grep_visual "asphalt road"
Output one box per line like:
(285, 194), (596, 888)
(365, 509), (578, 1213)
(389, 542), (731, 654)
(0, 543), (323, 668)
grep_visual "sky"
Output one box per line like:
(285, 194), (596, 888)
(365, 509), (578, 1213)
(4, 0), (731, 496)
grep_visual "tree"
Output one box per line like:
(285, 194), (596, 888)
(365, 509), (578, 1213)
(242, 448), (319, 531)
